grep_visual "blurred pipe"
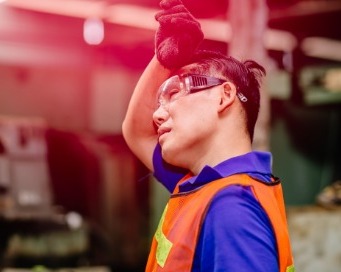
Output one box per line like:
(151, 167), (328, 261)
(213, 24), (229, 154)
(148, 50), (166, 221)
(4, 0), (105, 18)
(105, 4), (297, 52)
(270, 1), (341, 20)
(4, 0), (297, 53)
(6, 1), (341, 63)
(302, 37), (341, 61)
(200, 19), (232, 42)
(105, 4), (158, 30)
(263, 29), (297, 53)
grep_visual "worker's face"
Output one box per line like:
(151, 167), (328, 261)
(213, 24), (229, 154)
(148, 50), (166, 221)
(153, 75), (223, 167)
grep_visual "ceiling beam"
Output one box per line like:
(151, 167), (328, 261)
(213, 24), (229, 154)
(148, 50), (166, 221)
(270, 1), (341, 20)
(3, 0), (341, 62)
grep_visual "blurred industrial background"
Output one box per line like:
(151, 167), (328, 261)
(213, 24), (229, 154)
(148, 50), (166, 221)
(0, 0), (340, 271)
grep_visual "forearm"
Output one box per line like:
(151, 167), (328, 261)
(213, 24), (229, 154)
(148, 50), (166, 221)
(123, 0), (203, 170)
(122, 55), (171, 169)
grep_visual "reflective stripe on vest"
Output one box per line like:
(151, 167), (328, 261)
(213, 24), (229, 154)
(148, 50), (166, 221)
(146, 174), (294, 272)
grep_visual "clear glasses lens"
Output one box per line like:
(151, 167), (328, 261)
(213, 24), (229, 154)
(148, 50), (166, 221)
(157, 75), (187, 108)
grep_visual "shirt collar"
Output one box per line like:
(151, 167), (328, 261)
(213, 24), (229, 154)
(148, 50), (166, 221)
(179, 151), (273, 192)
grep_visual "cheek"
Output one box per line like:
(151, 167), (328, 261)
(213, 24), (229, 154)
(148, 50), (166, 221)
(169, 96), (218, 135)
(175, 108), (216, 139)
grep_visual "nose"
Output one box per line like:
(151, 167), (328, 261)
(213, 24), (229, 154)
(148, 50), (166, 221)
(152, 104), (169, 127)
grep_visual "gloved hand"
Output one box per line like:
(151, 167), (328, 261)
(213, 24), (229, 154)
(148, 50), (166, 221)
(155, 0), (204, 69)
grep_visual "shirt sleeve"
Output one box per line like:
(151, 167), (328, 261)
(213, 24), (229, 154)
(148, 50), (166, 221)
(152, 144), (187, 193)
(192, 185), (279, 272)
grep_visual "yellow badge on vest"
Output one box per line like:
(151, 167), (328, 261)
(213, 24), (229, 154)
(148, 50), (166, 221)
(286, 265), (295, 272)
(155, 204), (173, 267)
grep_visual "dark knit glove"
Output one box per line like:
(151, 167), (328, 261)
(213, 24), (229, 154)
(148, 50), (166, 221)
(155, 0), (204, 69)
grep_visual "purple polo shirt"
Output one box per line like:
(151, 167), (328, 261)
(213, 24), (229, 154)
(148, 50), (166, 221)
(152, 144), (279, 271)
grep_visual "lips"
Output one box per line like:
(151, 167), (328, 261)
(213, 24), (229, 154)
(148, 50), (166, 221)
(158, 127), (171, 139)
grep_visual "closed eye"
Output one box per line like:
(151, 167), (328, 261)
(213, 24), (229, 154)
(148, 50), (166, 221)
(167, 88), (181, 101)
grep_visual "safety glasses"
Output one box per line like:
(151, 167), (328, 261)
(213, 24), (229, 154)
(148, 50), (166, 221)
(157, 73), (247, 109)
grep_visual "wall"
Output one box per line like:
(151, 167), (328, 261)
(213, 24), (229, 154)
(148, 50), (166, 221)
(89, 66), (140, 134)
(0, 65), (91, 131)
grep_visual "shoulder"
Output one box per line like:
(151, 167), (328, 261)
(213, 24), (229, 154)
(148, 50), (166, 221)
(209, 184), (267, 223)
(204, 185), (274, 238)
(192, 185), (278, 271)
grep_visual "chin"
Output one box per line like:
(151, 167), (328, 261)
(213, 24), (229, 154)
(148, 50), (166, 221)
(161, 148), (173, 163)
(161, 146), (179, 165)
(162, 151), (188, 171)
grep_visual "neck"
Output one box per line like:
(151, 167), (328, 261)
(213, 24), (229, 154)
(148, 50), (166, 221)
(187, 130), (252, 176)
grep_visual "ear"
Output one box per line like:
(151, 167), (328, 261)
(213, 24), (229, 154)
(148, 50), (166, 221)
(217, 82), (237, 113)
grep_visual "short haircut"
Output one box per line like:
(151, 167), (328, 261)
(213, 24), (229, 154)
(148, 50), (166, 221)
(175, 50), (266, 141)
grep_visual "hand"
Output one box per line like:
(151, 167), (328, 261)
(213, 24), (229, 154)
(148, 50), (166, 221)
(155, 0), (204, 69)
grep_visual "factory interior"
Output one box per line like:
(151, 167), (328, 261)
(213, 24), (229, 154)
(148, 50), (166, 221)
(0, 0), (341, 271)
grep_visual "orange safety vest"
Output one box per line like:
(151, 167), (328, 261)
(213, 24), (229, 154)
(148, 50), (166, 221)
(146, 174), (294, 272)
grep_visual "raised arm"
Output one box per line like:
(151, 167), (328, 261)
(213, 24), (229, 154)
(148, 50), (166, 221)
(122, 0), (204, 171)
(122, 56), (171, 171)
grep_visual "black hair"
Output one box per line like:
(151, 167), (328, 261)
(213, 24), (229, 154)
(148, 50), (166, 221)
(176, 50), (266, 141)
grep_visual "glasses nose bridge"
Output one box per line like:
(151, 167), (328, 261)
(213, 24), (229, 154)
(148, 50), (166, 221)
(153, 101), (169, 126)
(158, 96), (167, 108)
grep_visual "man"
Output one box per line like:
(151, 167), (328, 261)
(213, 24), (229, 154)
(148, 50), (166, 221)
(122, 0), (294, 271)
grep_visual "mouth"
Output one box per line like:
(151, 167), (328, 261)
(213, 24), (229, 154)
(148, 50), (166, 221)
(158, 127), (171, 140)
